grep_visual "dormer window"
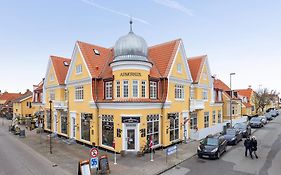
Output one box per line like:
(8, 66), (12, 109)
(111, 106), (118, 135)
(76, 64), (82, 74)
(105, 81), (113, 99)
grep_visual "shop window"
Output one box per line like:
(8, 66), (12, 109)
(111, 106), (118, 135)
(204, 112), (209, 128)
(202, 89), (208, 100)
(175, 84), (184, 99)
(75, 86), (84, 100)
(141, 81), (146, 98)
(169, 113), (179, 141)
(147, 114), (160, 146)
(46, 110), (51, 130)
(50, 90), (55, 101)
(150, 81), (157, 99)
(102, 115), (114, 147)
(105, 81), (113, 99)
(76, 64), (82, 74)
(81, 113), (92, 142)
(132, 80), (138, 98)
(123, 80), (129, 98)
(190, 112), (197, 129)
(212, 111), (216, 124)
(61, 111), (68, 135)
(116, 81), (120, 98)
(218, 110), (222, 123)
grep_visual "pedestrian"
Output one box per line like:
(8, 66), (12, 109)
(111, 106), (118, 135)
(251, 136), (258, 159)
(244, 136), (252, 158)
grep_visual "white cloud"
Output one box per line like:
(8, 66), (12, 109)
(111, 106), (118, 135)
(79, 0), (150, 25)
(153, 0), (193, 16)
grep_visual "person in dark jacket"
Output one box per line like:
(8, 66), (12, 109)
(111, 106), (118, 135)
(251, 136), (258, 159)
(244, 137), (252, 157)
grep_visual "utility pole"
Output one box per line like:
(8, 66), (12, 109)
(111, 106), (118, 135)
(230, 73), (235, 127)
(49, 100), (52, 154)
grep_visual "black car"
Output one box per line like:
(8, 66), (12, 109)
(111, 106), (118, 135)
(233, 123), (251, 138)
(197, 135), (227, 159)
(223, 128), (243, 145)
(249, 117), (264, 128)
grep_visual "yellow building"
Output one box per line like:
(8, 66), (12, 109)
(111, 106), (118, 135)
(236, 87), (256, 116)
(214, 79), (242, 123)
(43, 56), (71, 137)
(187, 55), (223, 140)
(13, 90), (34, 119)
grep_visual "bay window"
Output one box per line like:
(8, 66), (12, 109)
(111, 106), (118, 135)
(132, 80), (138, 98)
(123, 80), (129, 98)
(116, 81), (120, 98)
(141, 81), (146, 98)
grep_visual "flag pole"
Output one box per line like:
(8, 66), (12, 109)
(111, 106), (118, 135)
(150, 135), (154, 162)
(113, 138), (117, 165)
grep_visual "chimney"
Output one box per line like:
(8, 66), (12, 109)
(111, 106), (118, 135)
(248, 85), (252, 89)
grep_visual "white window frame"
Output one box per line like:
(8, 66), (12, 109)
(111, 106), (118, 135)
(116, 81), (120, 98)
(141, 81), (146, 98)
(175, 84), (184, 100)
(204, 112), (209, 128)
(177, 63), (182, 73)
(49, 90), (55, 101)
(190, 113), (197, 130)
(132, 80), (139, 98)
(169, 113), (179, 142)
(202, 89), (208, 100)
(75, 86), (84, 101)
(190, 87), (195, 99)
(212, 111), (216, 124)
(76, 64), (82, 74)
(105, 81), (113, 99)
(123, 80), (129, 98)
(150, 81), (157, 99)
(218, 110), (222, 123)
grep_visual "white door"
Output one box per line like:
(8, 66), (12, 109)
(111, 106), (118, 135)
(123, 123), (139, 152)
(182, 112), (189, 141)
(70, 112), (76, 139)
(53, 111), (58, 133)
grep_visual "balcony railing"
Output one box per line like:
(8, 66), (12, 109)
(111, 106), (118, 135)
(190, 99), (205, 112)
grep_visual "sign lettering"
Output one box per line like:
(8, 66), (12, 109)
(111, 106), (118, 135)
(120, 72), (141, 77)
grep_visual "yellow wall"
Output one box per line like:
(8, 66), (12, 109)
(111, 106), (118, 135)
(69, 51), (91, 81)
(13, 96), (36, 118)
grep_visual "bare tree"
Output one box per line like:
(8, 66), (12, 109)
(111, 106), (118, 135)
(254, 88), (279, 113)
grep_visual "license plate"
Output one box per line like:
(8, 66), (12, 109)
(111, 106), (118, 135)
(202, 155), (209, 158)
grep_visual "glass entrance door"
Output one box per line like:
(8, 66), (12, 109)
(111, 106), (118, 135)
(127, 129), (135, 150)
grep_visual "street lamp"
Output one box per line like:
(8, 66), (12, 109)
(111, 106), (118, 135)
(49, 100), (52, 154)
(230, 73), (236, 127)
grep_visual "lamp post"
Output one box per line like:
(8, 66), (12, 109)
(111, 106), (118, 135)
(230, 73), (236, 127)
(49, 100), (52, 154)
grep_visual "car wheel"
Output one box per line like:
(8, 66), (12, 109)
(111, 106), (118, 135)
(198, 154), (203, 158)
(217, 152), (220, 159)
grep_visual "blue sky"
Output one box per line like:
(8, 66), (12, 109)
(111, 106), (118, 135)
(0, 0), (280, 94)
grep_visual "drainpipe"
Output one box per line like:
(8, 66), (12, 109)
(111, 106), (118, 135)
(160, 78), (166, 147)
(94, 78), (100, 146)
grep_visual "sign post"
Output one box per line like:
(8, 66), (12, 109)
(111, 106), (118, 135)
(89, 147), (99, 174)
(166, 145), (177, 164)
(149, 135), (154, 162)
(90, 148), (99, 158)
(113, 138), (117, 165)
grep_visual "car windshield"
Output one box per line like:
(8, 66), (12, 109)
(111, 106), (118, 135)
(205, 138), (218, 146)
(234, 123), (246, 129)
(226, 129), (236, 135)
(251, 118), (260, 122)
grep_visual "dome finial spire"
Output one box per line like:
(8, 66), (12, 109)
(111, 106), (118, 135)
(129, 17), (133, 33)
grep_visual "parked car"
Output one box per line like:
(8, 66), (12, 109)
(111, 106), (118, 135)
(249, 117), (264, 128)
(233, 123), (251, 137)
(265, 112), (273, 120)
(259, 116), (268, 125)
(270, 109), (278, 117)
(197, 134), (227, 159)
(223, 128), (243, 145)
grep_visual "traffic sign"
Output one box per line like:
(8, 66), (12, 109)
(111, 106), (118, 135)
(167, 145), (177, 155)
(90, 158), (99, 169)
(90, 148), (99, 158)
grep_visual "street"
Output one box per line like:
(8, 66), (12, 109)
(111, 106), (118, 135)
(163, 114), (281, 175)
(0, 123), (70, 175)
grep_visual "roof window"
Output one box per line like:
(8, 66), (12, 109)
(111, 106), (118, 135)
(63, 61), (69, 66)
(93, 49), (100, 55)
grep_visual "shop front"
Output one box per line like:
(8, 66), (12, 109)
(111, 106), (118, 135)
(121, 116), (140, 152)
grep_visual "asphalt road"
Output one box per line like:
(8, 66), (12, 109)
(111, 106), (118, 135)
(0, 122), (70, 175)
(163, 114), (281, 175)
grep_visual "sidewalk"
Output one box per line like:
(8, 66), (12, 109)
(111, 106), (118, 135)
(1, 118), (199, 175)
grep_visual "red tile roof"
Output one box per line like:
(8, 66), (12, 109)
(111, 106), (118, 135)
(187, 55), (206, 83)
(0, 92), (22, 102)
(214, 79), (230, 91)
(50, 56), (71, 85)
(236, 88), (254, 100)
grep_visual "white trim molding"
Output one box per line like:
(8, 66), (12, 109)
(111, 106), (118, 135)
(110, 60), (152, 72)
(98, 102), (171, 109)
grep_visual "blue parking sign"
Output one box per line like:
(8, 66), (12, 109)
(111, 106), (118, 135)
(90, 158), (99, 169)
